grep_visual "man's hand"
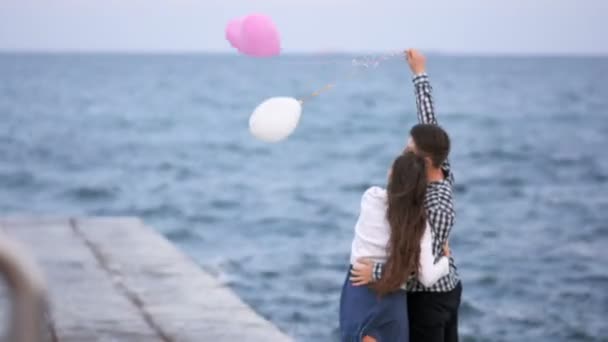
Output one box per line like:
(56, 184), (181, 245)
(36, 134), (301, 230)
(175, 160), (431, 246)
(350, 258), (375, 286)
(443, 241), (451, 257)
(405, 49), (426, 75)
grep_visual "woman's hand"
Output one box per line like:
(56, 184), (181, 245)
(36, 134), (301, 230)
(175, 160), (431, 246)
(350, 258), (374, 286)
(443, 241), (451, 257)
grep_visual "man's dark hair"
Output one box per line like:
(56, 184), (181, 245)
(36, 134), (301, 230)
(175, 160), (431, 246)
(410, 124), (450, 168)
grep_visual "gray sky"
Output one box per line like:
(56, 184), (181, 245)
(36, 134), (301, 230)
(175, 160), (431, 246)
(0, 0), (606, 55)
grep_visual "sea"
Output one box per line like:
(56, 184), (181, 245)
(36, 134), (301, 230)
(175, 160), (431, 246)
(1, 53), (607, 341)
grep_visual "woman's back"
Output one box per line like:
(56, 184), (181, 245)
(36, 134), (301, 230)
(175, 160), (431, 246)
(349, 186), (449, 288)
(350, 186), (390, 265)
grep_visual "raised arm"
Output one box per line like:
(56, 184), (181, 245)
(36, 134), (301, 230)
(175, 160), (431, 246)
(407, 49), (437, 125)
(413, 74), (437, 125)
(407, 49), (453, 184)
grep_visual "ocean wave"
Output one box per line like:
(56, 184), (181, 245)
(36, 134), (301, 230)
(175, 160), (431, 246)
(63, 185), (117, 201)
(0, 169), (36, 189)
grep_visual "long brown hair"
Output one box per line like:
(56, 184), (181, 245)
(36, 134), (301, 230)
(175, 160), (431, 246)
(372, 152), (428, 295)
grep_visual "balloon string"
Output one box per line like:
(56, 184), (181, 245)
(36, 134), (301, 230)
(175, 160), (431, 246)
(297, 50), (402, 104)
(298, 82), (336, 104)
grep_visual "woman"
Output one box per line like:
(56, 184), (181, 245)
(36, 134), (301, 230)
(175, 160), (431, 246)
(339, 152), (450, 342)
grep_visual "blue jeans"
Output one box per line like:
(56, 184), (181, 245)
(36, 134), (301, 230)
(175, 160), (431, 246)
(339, 267), (409, 342)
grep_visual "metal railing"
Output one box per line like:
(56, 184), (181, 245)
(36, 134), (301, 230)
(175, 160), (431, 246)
(0, 232), (51, 342)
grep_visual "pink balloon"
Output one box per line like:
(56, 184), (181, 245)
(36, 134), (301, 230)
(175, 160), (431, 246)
(225, 18), (243, 49)
(239, 14), (281, 57)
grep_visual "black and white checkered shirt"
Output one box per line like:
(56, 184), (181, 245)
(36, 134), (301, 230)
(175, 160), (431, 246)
(372, 73), (459, 293)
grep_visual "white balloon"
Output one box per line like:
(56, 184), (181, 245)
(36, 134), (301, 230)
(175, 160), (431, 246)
(249, 97), (302, 142)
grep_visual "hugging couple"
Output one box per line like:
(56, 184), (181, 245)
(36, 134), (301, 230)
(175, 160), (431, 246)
(340, 49), (462, 342)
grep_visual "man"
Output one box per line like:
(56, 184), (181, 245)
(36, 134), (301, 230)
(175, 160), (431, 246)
(350, 49), (462, 342)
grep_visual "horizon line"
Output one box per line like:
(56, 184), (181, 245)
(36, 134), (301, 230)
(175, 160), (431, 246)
(0, 49), (607, 58)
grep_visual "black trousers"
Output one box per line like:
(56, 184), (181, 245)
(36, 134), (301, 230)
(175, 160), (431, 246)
(407, 282), (462, 342)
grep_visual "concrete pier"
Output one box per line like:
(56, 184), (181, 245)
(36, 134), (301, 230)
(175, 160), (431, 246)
(0, 217), (292, 342)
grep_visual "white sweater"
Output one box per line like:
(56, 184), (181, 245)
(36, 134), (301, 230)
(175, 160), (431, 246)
(350, 186), (450, 288)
